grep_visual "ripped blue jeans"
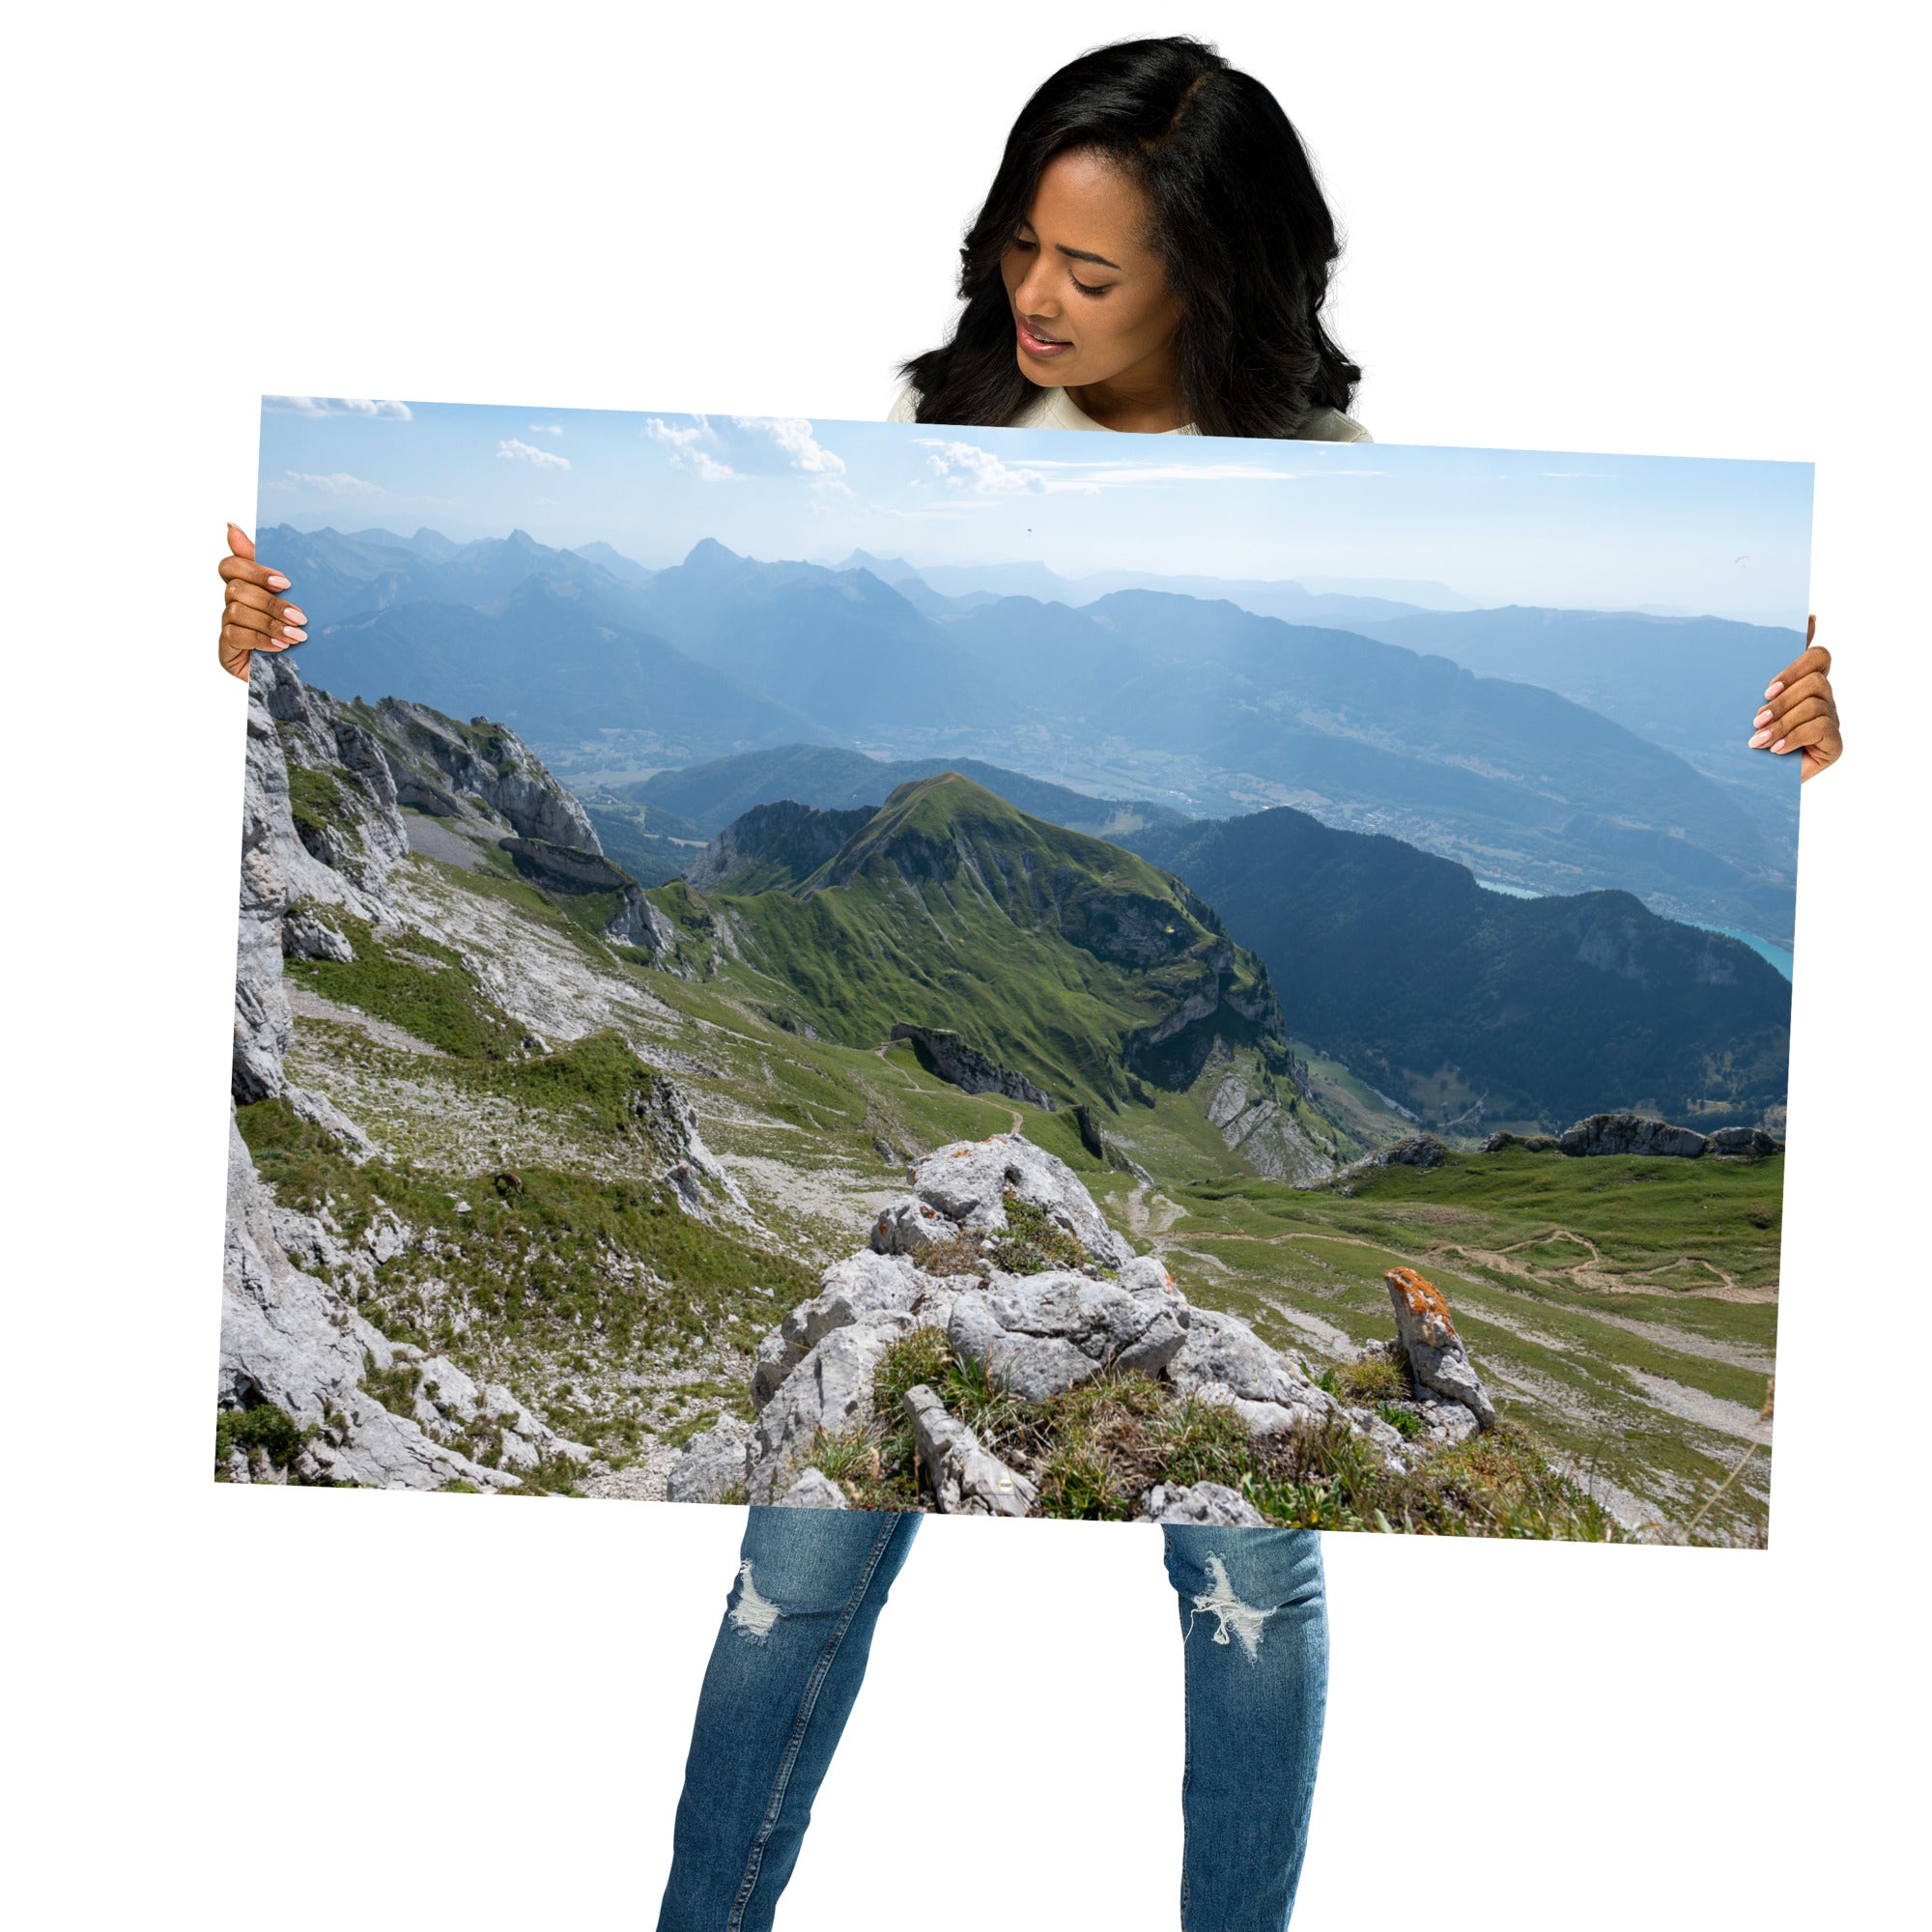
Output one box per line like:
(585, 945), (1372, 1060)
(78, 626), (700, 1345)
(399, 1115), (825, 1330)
(655, 1509), (1327, 1932)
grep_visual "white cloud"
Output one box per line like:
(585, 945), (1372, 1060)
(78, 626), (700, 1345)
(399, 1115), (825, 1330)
(497, 438), (570, 471)
(264, 396), (413, 420)
(643, 416), (714, 450)
(530, 422), (564, 436)
(915, 439), (1378, 496)
(920, 440), (1052, 495)
(731, 415), (850, 493)
(264, 469), (383, 497)
(643, 416), (739, 481)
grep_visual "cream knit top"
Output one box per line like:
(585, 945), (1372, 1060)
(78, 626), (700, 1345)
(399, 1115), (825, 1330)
(887, 381), (1371, 441)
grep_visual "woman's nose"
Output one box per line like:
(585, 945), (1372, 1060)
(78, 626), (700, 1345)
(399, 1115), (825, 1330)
(1013, 258), (1061, 320)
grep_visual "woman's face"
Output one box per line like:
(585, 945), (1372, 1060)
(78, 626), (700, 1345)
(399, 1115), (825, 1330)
(999, 148), (1180, 394)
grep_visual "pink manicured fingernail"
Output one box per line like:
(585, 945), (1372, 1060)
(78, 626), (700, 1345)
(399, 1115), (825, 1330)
(283, 626), (306, 641)
(282, 606), (305, 624)
(268, 574), (290, 589)
(1749, 730), (1771, 747)
(1764, 681), (1783, 699)
(1771, 739), (1787, 753)
(1753, 708), (1772, 726)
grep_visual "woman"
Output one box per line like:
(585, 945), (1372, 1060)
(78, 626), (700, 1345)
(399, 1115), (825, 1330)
(214, 37), (1841, 1929)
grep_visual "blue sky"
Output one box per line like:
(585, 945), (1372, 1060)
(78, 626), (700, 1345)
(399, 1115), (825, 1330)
(258, 398), (1814, 623)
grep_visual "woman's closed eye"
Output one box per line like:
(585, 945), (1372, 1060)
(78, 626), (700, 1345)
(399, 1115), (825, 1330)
(1011, 229), (1114, 296)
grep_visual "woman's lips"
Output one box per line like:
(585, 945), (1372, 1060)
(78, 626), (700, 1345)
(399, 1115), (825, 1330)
(1016, 316), (1072, 358)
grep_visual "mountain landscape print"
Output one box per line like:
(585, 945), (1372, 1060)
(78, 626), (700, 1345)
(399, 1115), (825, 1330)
(219, 399), (1809, 1546)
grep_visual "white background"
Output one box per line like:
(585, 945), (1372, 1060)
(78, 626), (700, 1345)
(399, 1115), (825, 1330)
(6, 3), (1927, 1925)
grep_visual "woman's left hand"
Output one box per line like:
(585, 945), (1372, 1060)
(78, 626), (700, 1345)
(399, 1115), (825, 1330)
(1751, 615), (1842, 781)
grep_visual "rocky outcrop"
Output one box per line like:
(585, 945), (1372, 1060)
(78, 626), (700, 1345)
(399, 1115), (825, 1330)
(1166, 1308), (1343, 1426)
(226, 655), (728, 1490)
(948, 1266), (1191, 1401)
(890, 1133), (1136, 1269)
(371, 698), (597, 851)
(747, 1320), (913, 1504)
(604, 888), (678, 959)
(1559, 1113), (1712, 1158)
(220, 1118), (589, 1488)
(633, 1071), (750, 1221)
(1375, 1133), (1450, 1170)
(1122, 938), (1288, 1092)
(675, 1131), (1401, 1515)
(889, 1023), (1054, 1111)
(667, 1414), (753, 1503)
(1205, 1051), (1335, 1187)
(236, 654), (401, 1113)
(1385, 1267), (1495, 1430)
(1480, 1130), (1560, 1153)
(685, 800), (875, 893)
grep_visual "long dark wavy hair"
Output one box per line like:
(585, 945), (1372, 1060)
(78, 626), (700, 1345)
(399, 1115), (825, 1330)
(899, 37), (1361, 438)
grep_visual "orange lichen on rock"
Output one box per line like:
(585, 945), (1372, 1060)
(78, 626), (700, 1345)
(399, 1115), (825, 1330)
(1385, 1266), (1457, 1337)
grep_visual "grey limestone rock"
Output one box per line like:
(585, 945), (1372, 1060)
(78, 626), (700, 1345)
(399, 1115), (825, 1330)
(282, 905), (355, 963)
(1385, 1267), (1495, 1430)
(604, 887), (678, 958)
(869, 1195), (960, 1257)
(283, 1083), (377, 1161)
(220, 1118), (516, 1492)
(889, 1023), (1054, 1112)
(948, 1296), (1095, 1403)
(947, 1265), (1189, 1400)
(908, 1132), (1134, 1268)
(776, 1467), (850, 1509)
(748, 1321), (912, 1503)
(372, 696), (598, 852)
(902, 1384), (1037, 1517)
(1165, 1307), (1340, 1419)
(1557, 1113), (1710, 1159)
(1707, 1124), (1782, 1156)
(1376, 1133), (1450, 1171)
(1141, 1482), (1268, 1527)
(1413, 1393), (1483, 1446)
(668, 1415), (753, 1503)
(634, 1076), (747, 1219)
(1186, 1380), (1324, 1439)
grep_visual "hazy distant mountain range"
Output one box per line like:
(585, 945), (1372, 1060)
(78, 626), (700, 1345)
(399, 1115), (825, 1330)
(270, 525), (1798, 945)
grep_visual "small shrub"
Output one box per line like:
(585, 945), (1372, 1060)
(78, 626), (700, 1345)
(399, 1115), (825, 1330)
(808, 1426), (875, 1488)
(1147, 1395), (1252, 1491)
(986, 1198), (1086, 1275)
(871, 1326), (955, 1423)
(213, 1401), (310, 1470)
(1377, 1403), (1423, 1440)
(362, 1358), (422, 1416)
(915, 1236), (987, 1279)
(1330, 1353), (1410, 1405)
(1036, 1439), (1138, 1521)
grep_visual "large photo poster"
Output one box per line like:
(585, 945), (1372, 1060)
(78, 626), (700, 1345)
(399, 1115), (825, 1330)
(222, 400), (1807, 1546)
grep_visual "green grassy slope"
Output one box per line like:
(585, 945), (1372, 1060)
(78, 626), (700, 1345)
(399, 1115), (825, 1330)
(654, 774), (1295, 1117)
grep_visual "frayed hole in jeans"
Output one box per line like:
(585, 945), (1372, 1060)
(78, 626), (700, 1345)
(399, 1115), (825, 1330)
(1187, 1553), (1269, 1661)
(728, 1559), (784, 1641)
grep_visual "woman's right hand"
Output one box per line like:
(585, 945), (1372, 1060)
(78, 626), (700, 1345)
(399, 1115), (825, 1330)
(217, 524), (306, 680)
